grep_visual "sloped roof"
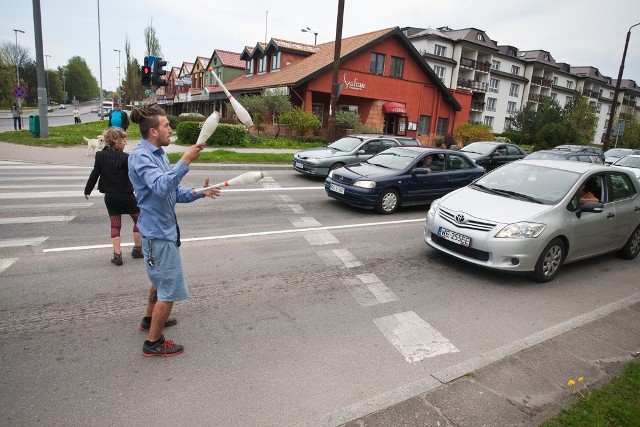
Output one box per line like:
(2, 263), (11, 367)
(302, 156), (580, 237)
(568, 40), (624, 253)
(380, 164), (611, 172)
(218, 27), (461, 110)
(179, 62), (193, 77)
(613, 79), (640, 94)
(266, 38), (318, 55)
(437, 27), (498, 51)
(406, 27), (452, 41)
(570, 66), (611, 84)
(214, 49), (244, 69)
(518, 50), (558, 69)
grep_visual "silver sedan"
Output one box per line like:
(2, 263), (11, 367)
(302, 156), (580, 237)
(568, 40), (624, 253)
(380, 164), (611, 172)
(424, 160), (640, 282)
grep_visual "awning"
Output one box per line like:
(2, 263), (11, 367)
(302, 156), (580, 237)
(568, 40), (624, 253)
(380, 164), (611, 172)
(382, 101), (407, 115)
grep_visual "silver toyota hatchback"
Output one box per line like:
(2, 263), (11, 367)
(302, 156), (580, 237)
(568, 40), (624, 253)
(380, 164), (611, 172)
(424, 160), (640, 282)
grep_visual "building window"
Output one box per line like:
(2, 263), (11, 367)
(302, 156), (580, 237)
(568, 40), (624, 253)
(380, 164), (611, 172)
(489, 78), (499, 93)
(509, 83), (519, 97)
(258, 56), (267, 73)
(506, 101), (517, 114)
(433, 65), (445, 82)
(390, 56), (404, 78)
(436, 118), (448, 135)
(565, 96), (573, 107)
(271, 52), (281, 70)
(339, 105), (358, 113)
(312, 103), (323, 124)
(245, 59), (253, 75)
(434, 44), (447, 57)
(511, 65), (520, 76)
(370, 52), (385, 75)
(507, 47), (517, 57)
(553, 76), (558, 85)
(476, 33), (485, 41)
(483, 116), (494, 128)
(596, 103), (602, 113)
(491, 60), (500, 71)
(418, 115), (431, 134)
(486, 97), (497, 112)
(550, 93), (557, 100)
(567, 81), (573, 89)
(504, 117), (513, 130)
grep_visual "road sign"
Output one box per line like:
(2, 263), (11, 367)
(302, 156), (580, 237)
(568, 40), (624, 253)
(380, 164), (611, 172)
(13, 86), (25, 99)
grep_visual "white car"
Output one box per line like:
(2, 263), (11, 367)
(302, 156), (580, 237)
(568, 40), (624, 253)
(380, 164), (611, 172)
(90, 106), (99, 113)
(604, 148), (640, 164)
(425, 160), (640, 282)
(612, 155), (640, 180)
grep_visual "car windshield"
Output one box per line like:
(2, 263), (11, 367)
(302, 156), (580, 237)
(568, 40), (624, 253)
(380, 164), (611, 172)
(327, 137), (364, 152)
(614, 156), (640, 169)
(605, 148), (633, 158)
(471, 162), (581, 204)
(461, 142), (495, 155)
(526, 152), (565, 160)
(366, 148), (419, 170)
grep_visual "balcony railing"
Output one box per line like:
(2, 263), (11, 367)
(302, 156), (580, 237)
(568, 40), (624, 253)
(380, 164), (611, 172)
(531, 76), (553, 87)
(582, 89), (600, 99)
(459, 56), (491, 73)
(528, 93), (548, 103)
(457, 78), (489, 92)
(470, 101), (485, 111)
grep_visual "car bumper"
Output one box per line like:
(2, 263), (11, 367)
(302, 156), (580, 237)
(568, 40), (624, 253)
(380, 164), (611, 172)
(424, 213), (546, 273)
(292, 160), (330, 177)
(324, 178), (378, 209)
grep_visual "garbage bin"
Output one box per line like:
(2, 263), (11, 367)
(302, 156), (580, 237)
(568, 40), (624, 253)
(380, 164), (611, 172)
(29, 115), (40, 136)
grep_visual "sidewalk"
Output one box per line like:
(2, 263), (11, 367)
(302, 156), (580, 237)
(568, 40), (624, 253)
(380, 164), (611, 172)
(1, 140), (639, 426)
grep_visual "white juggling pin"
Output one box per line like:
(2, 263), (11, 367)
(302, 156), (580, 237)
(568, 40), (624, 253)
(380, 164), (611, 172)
(210, 69), (254, 129)
(195, 171), (265, 193)
(196, 111), (221, 146)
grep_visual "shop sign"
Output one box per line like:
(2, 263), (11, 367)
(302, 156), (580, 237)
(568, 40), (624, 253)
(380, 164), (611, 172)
(342, 73), (365, 91)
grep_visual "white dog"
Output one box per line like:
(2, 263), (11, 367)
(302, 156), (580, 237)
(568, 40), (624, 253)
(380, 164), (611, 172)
(84, 135), (105, 156)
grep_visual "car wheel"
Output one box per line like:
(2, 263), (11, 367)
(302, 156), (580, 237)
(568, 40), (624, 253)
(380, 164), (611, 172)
(617, 225), (640, 260)
(329, 162), (345, 172)
(375, 188), (399, 214)
(532, 238), (565, 283)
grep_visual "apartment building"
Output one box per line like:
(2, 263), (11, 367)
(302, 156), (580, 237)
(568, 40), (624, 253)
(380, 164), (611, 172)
(405, 26), (639, 145)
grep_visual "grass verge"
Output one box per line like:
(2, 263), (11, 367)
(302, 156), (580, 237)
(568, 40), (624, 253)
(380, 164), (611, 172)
(540, 360), (640, 426)
(167, 150), (293, 164)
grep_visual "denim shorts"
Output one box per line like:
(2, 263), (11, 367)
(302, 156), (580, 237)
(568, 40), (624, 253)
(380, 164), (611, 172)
(142, 237), (189, 302)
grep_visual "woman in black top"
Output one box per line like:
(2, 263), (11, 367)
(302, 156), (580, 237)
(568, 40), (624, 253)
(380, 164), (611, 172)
(84, 127), (142, 265)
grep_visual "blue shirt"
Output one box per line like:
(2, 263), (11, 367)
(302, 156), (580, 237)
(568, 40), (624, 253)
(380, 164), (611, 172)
(128, 139), (203, 241)
(110, 110), (123, 128)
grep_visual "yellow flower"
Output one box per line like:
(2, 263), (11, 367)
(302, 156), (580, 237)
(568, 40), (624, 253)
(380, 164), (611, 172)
(568, 379), (576, 386)
(577, 376), (584, 383)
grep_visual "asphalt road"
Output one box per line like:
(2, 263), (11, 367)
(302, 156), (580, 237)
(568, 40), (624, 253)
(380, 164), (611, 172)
(0, 101), (103, 132)
(0, 158), (639, 426)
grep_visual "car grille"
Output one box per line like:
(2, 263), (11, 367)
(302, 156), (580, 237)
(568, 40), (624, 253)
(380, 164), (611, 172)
(431, 233), (490, 261)
(331, 173), (357, 185)
(438, 207), (496, 232)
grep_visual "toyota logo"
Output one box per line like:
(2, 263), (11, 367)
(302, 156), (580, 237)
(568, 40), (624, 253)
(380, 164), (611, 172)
(454, 214), (466, 223)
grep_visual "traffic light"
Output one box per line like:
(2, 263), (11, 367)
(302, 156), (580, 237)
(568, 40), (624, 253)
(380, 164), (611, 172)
(152, 57), (167, 87)
(141, 56), (151, 86)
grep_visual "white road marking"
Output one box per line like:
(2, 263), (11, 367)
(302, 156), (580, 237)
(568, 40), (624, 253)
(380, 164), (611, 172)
(374, 311), (459, 363)
(0, 191), (102, 199)
(0, 176), (88, 181)
(317, 248), (363, 268)
(0, 258), (18, 274)
(0, 165), (90, 170)
(343, 273), (398, 306)
(0, 237), (49, 248)
(304, 229), (340, 245)
(290, 217), (321, 228)
(0, 202), (92, 210)
(278, 203), (306, 214)
(262, 182), (282, 189)
(0, 216), (75, 225)
(0, 184), (82, 189)
(43, 218), (424, 253)
(278, 194), (294, 203)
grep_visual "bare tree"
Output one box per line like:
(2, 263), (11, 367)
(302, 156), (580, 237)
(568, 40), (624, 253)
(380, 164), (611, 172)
(122, 36), (144, 103)
(144, 18), (162, 57)
(0, 41), (31, 84)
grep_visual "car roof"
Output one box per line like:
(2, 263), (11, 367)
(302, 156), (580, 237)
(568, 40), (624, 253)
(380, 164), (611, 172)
(517, 159), (620, 174)
(387, 146), (448, 154)
(352, 134), (417, 140)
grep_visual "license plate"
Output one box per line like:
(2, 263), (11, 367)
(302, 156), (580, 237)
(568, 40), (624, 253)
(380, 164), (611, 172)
(329, 184), (345, 194)
(438, 227), (471, 247)
(295, 162), (303, 169)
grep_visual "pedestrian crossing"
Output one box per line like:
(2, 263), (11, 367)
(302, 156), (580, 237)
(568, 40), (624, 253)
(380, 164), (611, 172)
(0, 161), (94, 273)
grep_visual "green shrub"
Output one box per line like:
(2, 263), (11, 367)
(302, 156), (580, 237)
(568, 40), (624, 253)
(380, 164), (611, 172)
(207, 124), (246, 146)
(335, 110), (360, 129)
(280, 107), (321, 136)
(175, 121), (201, 144)
(179, 112), (205, 122)
(167, 115), (179, 130)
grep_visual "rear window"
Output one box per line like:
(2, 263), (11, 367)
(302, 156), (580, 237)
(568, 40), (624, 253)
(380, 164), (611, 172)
(395, 137), (420, 146)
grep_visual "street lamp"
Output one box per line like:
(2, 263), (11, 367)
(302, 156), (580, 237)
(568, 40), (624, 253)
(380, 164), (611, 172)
(113, 48), (121, 97)
(12, 28), (25, 106)
(45, 54), (51, 105)
(602, 22), (640, 151)
(301, 27), (318, 45)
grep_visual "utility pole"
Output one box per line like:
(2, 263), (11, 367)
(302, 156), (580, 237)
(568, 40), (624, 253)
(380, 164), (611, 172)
(32, 0), (49, 137)
(326, 0), (344, 143)
(114, 48), (121, 98)
(602, 22), (640, 151)
(12, 28), (25, 107)
(45, 54), (51, 105)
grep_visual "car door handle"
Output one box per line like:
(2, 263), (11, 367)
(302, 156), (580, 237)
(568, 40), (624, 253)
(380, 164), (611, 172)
(607, 213), (615, 219)
(635, 206), (640, 212)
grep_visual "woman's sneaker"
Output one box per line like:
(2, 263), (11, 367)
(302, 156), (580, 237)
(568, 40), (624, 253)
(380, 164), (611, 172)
(142, 335), (184, 357)
(131, 246), (143, 259)
(111, 252), (123, 266)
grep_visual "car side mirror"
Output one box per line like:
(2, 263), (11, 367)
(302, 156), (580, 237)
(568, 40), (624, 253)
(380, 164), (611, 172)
(412, 167), (429, 175)
(357, 149), (366, 155)
(580, 201), (604, 213)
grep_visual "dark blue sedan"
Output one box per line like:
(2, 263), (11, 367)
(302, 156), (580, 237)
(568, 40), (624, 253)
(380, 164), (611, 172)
(325, 146), (485, 214)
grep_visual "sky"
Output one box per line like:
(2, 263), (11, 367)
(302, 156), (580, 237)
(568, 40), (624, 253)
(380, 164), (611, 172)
(3, 0), (639, 93)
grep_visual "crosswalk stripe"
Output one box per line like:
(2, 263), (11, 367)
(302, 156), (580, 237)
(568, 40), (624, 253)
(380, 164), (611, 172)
(0, 237), (49, 248)
(0, 258), (18, 274)
(0, 176), (88, 181)
(290, 217), (321, 227)
(0, 216), (75, 225)
(0, 191), (103, 199)
(304, 229), (339, 245)
(374, 311), (459, 363)
(0, 202), (92, 210)
(343, 273), (397, 306)
(0, 165), (90, 170)
(0, 184), (83, 189)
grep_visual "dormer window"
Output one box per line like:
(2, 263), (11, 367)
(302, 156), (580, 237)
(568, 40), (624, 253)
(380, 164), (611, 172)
(507, 48), (516, 57)
(544, 54), (550, 61)
(258, 55), (267, 73)
(476, 33), (485, 41)
(271, 51), (281, 71)
(245, 59), (253, 76)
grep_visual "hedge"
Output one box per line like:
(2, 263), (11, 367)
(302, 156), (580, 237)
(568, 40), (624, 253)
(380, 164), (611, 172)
(175, 121), (247, 146)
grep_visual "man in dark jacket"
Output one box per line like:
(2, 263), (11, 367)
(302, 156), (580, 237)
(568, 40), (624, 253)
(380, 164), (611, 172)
(107, 101), (129, 130)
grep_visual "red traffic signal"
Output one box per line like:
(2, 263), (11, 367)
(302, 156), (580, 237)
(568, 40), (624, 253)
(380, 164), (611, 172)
(141, 56), (152, 86)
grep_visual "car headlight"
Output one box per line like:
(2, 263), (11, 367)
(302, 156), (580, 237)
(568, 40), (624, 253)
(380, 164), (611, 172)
(495, 222), (546, 238)
(354, 180), (376, 189)
(427, 199), (440, 218)
(328, 170), (334, 179)
(306, 158), (320, 164)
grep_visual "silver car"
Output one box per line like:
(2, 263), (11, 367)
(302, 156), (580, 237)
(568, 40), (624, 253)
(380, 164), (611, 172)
(424, 160), (640, 282)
